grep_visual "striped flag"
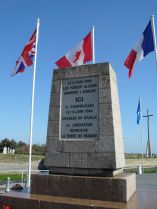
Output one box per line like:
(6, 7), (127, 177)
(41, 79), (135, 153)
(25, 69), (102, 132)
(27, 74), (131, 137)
(124, 20), (154, 78)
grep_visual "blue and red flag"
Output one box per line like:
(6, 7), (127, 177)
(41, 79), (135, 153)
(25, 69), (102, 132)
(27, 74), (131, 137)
(124, 20), (154, 78)
(12, 29), (36, 76)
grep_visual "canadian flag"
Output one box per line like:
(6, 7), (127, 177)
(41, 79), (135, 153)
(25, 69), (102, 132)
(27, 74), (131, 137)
(55, 31), (92, 68)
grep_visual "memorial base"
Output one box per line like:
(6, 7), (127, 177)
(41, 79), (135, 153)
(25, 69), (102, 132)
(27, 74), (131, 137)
(49, 167), (123, 177)
(0, 192), (137, 209)
(31, 173), (136, 202)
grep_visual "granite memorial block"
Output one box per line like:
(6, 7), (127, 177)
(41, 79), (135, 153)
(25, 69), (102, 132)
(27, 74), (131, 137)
(45, 62), (125, 174)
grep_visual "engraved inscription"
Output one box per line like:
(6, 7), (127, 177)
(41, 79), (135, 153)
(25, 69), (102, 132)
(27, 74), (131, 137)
(60, 76), (98, 140)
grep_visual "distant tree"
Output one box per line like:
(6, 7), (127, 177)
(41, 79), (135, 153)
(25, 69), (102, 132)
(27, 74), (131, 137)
(17, 141), (27, 148)
(32, 144), (45, 155)
(16, 144), (29, 154)
(0, 138), (45, 155)
(0, 141), (3, 152)
(1, 138), (10, 147)
(10, 139), (17, 149)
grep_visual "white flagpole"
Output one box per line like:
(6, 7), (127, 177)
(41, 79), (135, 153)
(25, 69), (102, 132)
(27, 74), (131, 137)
(151, 15), (157, 71)
(139, 97), (144, 172)
(28, 18), (40, 188)
(92, 26), (95, 64)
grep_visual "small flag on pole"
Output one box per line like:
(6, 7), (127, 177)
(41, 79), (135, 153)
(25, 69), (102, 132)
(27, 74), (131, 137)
(12, 29), (37, 76)
(137, 99), (141, 125)
(124, 19), (154, 78)
(55, 31), (93, 68)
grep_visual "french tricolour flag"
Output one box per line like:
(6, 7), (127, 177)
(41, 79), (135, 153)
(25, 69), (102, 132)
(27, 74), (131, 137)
(124, 20), (154, 78)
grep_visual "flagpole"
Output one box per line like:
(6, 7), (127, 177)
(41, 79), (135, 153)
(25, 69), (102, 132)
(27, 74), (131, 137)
(151, 15), (157, 71)
(139, 97), (144, 172)
(92, 26), (95, 64)
(28, 18), (40, 188)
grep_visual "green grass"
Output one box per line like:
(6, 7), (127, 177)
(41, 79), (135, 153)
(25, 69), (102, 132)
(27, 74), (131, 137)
(0, 173), (27, 182)
(124, 168), (138, 173)
(143, 168), (157, 173)
(124, 167), (157, 174)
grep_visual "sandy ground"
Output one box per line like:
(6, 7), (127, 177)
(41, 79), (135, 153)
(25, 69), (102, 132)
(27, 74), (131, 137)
(0, 158), (157, 171)
(125, 158), (157, 167)
(0, 161), (39, 172)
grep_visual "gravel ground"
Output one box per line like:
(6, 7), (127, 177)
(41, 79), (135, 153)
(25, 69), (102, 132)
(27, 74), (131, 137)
(0, 161), (39, 172)
(0, 158), (157, 171)
(125, 158), (157, 167)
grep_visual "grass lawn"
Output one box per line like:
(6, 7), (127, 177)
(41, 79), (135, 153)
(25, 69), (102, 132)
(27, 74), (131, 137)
(124, 167), (157, 174)
(0, 173), (27, 182)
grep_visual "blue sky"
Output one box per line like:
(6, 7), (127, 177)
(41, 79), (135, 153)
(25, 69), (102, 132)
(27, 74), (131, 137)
(0, 0), (157, 153)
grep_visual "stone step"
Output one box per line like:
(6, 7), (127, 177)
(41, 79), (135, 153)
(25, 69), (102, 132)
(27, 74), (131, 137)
(0, 191), (133, 209)
(31, 173), (136, 202)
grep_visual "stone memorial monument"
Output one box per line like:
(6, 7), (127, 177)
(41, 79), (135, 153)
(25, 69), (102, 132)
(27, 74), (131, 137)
(31, 63), (136, 203)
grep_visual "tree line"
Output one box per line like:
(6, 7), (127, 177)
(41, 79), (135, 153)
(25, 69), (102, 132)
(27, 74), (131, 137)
(0, 138), (45, 155)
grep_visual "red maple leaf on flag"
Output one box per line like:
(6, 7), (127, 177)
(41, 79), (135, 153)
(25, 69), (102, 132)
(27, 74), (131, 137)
(73, 51), (81, 63)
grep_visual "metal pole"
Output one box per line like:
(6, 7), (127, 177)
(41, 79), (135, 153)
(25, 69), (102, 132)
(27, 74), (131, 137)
(151, 15), (157, 71)
(143, 109), (153, 158)
(147, 110), (150, 155)
(139, 97), (144, 172)
(92, 26), (95, 64)
(28, 18), (40, 188)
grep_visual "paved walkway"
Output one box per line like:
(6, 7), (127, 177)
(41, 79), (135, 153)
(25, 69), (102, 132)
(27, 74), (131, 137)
(136, 174), (157, 190)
